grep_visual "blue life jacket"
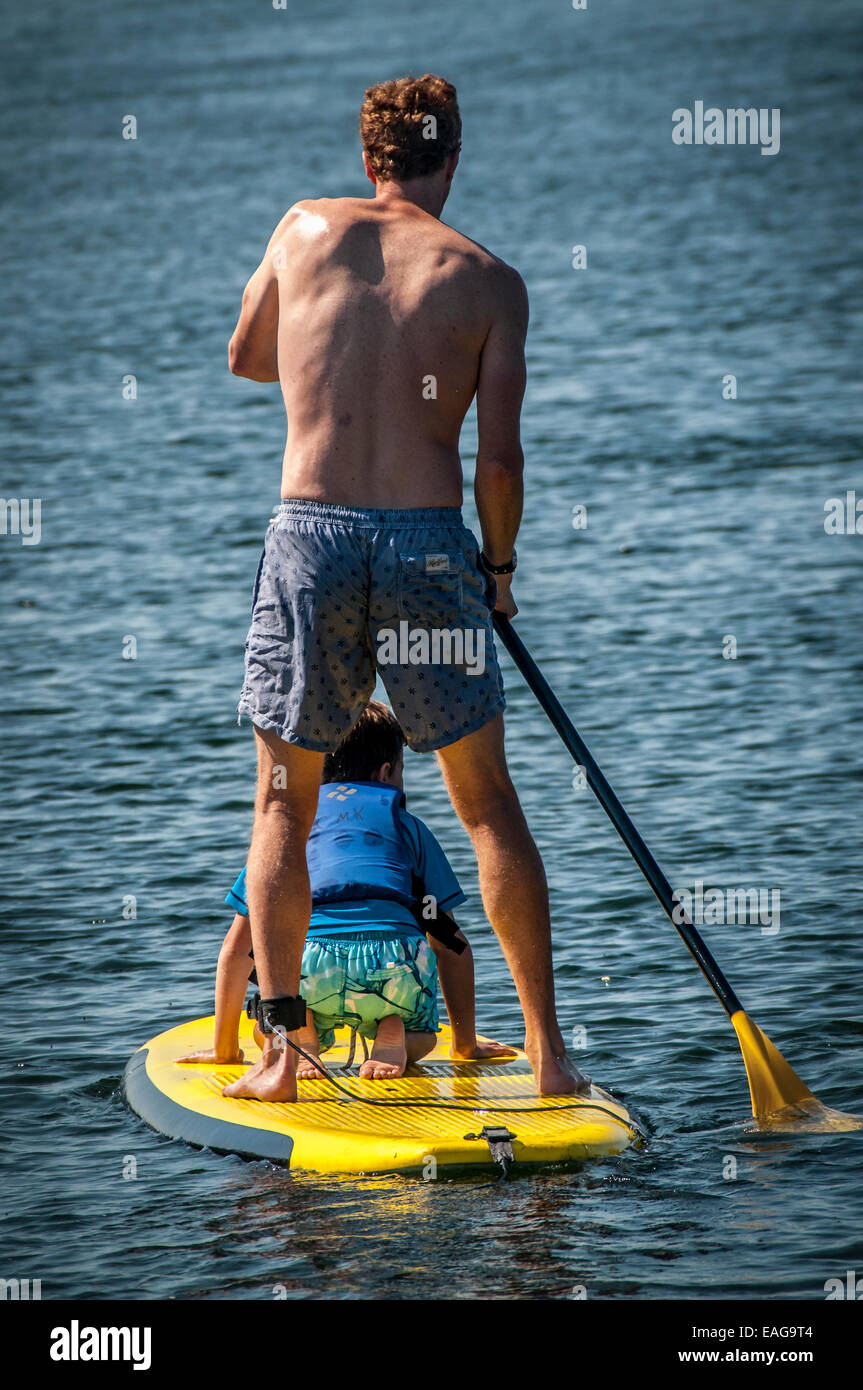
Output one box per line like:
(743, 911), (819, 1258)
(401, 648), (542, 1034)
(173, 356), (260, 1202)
(307, 782), (415, 909)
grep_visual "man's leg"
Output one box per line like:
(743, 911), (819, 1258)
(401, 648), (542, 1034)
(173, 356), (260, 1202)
(435, 713), (589, 1096)
(223, 726), (325, 1101)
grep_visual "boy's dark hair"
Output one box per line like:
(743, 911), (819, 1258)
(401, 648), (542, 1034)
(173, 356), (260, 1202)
(323, 701), (405, 783)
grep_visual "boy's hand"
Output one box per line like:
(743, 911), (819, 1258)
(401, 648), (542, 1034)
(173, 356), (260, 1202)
(450, 1037), (518, 1061)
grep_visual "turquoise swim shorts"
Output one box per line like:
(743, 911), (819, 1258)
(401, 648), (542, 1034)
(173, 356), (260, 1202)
(300, 931), (439, 1052)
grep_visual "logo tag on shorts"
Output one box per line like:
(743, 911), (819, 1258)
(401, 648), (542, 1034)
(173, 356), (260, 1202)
(425, 554), (450, 573)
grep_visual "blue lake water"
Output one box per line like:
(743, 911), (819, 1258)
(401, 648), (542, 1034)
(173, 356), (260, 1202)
(1, 0), (862, 1300)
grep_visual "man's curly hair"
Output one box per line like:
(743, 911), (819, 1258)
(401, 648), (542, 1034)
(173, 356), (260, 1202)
(360, 74), (461, 182)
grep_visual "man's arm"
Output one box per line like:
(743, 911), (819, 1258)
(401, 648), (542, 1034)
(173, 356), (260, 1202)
(228, 255), (279, 381)
(473, 264), (529, 615)
(228, 211), (299, 382)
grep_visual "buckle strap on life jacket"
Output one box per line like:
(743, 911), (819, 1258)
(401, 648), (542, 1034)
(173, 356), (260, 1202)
(410, 872), (466, 954)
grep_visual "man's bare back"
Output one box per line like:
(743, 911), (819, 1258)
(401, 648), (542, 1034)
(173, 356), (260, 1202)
(230, 192), (528, 513)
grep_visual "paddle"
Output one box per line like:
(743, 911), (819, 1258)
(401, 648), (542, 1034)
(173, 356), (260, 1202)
(493, 612), (862, 1131)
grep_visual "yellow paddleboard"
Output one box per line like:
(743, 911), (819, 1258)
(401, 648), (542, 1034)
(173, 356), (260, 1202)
(125, 1015), (641, 1174)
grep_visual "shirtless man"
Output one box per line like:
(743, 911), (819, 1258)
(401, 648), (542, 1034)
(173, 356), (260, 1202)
(224, 73), (588, 1101)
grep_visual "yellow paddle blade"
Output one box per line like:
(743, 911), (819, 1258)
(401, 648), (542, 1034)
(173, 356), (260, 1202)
(731, 1010), (863, 1133)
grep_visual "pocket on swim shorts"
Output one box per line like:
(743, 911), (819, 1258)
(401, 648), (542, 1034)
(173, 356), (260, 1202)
(397, 552), (465, 627)
(359, 960), (424, 1014)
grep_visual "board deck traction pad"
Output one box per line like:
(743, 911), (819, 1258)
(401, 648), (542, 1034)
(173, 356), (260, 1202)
(125, 1015), (637, 1173)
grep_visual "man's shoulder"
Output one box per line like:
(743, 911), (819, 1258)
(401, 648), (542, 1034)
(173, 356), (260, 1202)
(268, 197), (357, 245)
(285, 196), (364, 218)
(436, 222), (519, 277)
(440, 228), (527, 308)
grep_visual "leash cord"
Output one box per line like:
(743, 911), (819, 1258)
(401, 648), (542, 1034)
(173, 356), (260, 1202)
(266, 1025), (647, 1145)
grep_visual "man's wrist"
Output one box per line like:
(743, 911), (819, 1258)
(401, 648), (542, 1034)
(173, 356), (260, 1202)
(480, 548), (517, 575)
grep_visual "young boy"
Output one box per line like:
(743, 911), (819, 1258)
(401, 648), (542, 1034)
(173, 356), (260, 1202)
(182, 701), (514, 1083)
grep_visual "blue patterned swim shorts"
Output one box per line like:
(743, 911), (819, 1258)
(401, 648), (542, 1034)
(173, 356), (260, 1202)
(237, 500), (506, 753)
(300, 931), (439, 1051)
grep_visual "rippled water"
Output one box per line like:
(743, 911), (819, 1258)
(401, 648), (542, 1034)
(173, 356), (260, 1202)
(2, 0), (862, 1300)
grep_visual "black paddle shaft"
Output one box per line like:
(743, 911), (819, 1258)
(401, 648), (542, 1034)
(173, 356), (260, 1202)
(493, 613), (744, 1017)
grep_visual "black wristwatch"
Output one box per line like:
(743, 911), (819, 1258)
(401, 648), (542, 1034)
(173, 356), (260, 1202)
(480, 549), (517, 576)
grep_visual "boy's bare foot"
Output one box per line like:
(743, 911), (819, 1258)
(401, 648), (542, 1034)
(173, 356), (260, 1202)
(222, 1037), (298, 1101)
(359, 1014), (407, 1080)
(525, 1039), (591, 1097)
(296, 1051), (328, 1080)
(294, 1020), (327, 1079)
(450, 1038), (518, 1061)
(177, 1047), (244, 1065)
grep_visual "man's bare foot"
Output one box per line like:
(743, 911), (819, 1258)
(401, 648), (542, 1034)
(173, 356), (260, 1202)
(221, 1037), (298, 1101)
(525, 1042), (591, 1097)
(177, 1047), (244, 1065)
(450, 1038), (518, 1061)
(359, 1015), (407, 1080)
